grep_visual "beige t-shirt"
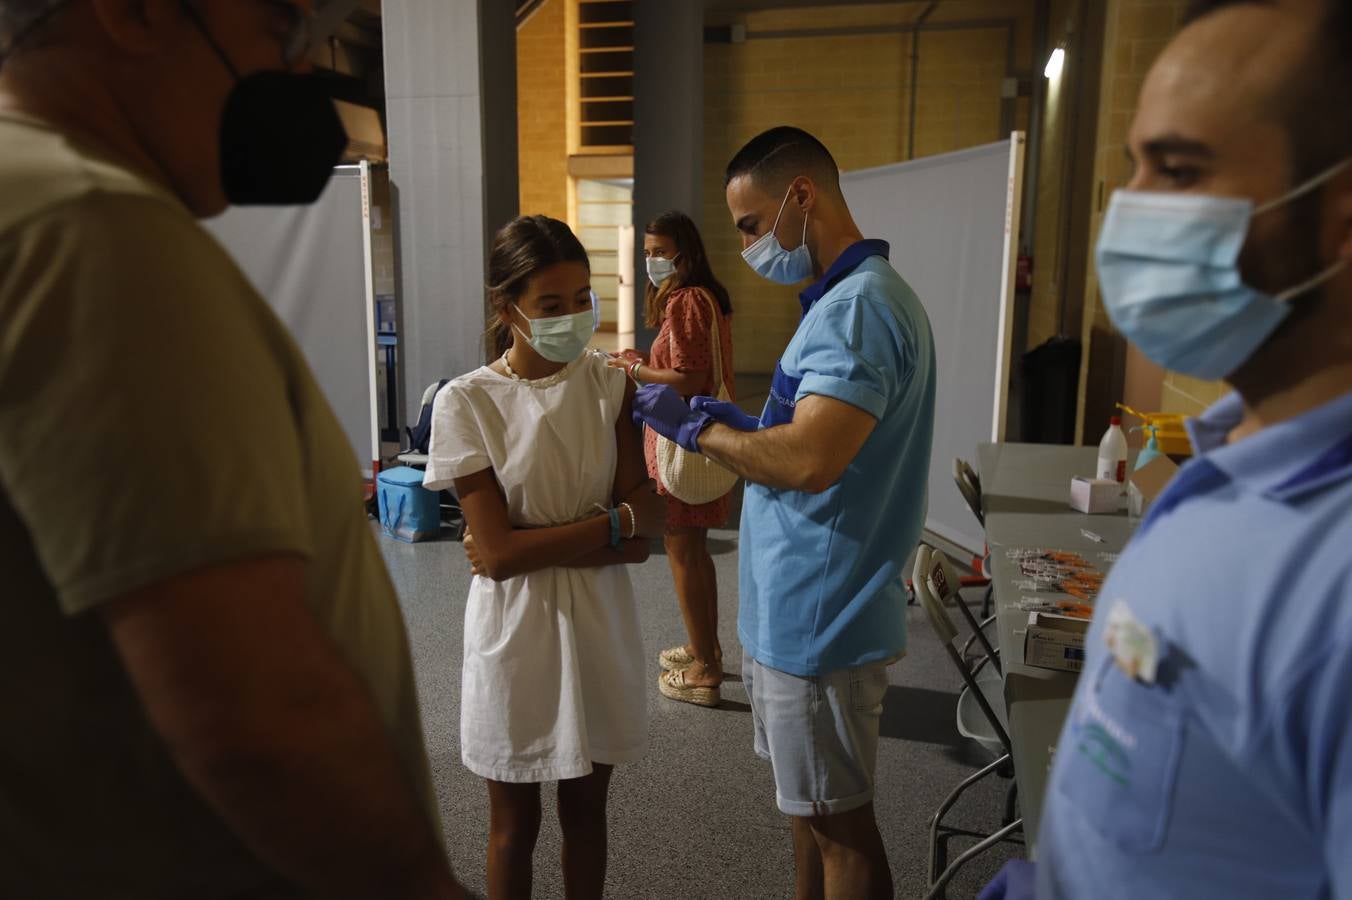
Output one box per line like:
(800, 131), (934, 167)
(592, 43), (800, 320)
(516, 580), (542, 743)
(0, 114), (437, 898)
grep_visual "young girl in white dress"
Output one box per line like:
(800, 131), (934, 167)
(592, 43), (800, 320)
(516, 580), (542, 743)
(423, 216), (663, 900)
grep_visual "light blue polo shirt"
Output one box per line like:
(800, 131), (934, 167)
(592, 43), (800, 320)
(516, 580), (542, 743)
(738, 241), (936, 677)
(1037, 389), (1352, 899)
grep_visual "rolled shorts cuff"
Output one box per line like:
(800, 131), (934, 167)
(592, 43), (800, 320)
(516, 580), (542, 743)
(745, 652), (890, 820)
(776, 784), (876, 818)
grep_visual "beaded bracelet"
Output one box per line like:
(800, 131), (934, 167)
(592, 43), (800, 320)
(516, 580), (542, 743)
(619, 502), (637, 540)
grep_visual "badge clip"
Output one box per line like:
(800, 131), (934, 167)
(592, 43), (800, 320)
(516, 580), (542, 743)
(1104, 599), (1159, 684)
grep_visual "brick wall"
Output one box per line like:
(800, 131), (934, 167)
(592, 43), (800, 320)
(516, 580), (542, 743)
(1027, 0), (1078, 351)
(370, 169), (396, 298)
(704, 1), (1037, 374)
(1076, 0), (1193, 441)
(516, 0), (569, 223)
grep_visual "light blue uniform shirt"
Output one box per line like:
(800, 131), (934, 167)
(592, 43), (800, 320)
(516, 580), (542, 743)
(739, 241), (936, 677)
(1037, 389), (1352, 899)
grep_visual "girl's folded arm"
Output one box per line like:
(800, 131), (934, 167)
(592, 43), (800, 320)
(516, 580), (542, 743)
(453, 468), (612, 581)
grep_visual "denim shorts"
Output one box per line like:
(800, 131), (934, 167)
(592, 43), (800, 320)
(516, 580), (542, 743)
(743, 651), (893, 817)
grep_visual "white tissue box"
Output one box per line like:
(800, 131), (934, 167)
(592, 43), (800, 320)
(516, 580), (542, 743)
(1069, 476), (1120, 514)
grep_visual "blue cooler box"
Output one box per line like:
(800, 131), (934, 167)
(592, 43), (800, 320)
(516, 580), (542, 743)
(376, 467), (441, 542)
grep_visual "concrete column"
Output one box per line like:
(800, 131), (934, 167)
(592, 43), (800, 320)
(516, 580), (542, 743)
(384, 0), (518, 425)
(632, 1), (704, 348)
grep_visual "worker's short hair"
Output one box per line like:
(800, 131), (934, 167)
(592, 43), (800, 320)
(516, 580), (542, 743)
(724, 126), (841, 197)
(1183, 0), (1352, 179)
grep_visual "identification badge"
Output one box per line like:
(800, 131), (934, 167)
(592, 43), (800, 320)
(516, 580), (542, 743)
(1104, 599), (1159, 684)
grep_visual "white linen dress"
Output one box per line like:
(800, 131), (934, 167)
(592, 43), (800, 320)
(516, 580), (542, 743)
(423, 350), (647, 782)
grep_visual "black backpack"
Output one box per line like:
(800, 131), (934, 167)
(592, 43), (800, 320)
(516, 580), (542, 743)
(405, 379), (450, 454)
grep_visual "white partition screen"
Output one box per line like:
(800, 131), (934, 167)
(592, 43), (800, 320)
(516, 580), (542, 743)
(841, 135), (1025, 554)
(204, 164), (381, 479)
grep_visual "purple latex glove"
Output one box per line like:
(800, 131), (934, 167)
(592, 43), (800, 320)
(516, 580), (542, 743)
(976, 860), (1035, 900)
(633, 383), (712, 452)
(690, 396), (760, 432)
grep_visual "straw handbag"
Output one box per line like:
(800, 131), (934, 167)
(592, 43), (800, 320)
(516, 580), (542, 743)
(653, 290), (740, 505)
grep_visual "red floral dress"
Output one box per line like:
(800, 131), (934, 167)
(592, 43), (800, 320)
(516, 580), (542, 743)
(642, 288), (737, 529)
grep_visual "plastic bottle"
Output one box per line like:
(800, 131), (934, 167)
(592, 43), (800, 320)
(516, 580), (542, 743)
(1134, 425), (1163, 471)
(1097, 416), (1128, 484)
(1128, 425), (1163, 521)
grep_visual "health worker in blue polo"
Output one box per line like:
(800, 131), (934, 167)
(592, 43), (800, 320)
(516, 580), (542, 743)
(633, 126), (937, 899)
(1030, 1), (1352, 897)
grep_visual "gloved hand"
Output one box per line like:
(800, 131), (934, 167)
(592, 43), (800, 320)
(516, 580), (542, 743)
(633, 384), (712, 453)
(690, 396), (760, 432)
(976, 860), (1035, 900)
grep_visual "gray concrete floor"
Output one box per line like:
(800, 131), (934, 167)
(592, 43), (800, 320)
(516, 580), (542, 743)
(377, 526), (1021, 900)
(378, 374), (1022, 898)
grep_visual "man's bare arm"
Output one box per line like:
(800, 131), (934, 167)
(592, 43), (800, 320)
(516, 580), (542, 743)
(698, 394), (877, 493)
(102, 557), (465, 900)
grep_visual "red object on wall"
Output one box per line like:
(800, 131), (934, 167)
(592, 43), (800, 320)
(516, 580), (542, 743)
(1016, 254), (1033, 291)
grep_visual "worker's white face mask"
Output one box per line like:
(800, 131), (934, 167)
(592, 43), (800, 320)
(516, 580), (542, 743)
(742, 184), (813, 284)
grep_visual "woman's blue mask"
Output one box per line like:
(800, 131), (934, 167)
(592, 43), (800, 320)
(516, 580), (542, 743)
(1096, 159), (1349, 380)
(512, 293), (599, 364)
(742, 184), (813, 285)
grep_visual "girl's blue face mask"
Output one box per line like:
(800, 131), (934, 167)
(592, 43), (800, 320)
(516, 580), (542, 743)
(1095, 158), (1349, 381)
(512, 293), (598, 364)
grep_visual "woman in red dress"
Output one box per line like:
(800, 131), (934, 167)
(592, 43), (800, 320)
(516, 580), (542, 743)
(609, 211), (736, 708)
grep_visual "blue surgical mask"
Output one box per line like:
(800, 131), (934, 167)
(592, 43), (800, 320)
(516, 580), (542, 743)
(1096, 159), (1349, 380)
(646, 255), (676, 288)
(742, 184), (813, 284)
(512, 293), (598, 363)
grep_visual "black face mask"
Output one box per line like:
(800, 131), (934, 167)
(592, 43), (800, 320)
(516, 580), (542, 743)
(219, 70), (348, 206)
(180, 2), (349, 206)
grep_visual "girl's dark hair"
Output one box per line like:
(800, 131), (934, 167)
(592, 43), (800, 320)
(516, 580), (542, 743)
(486, 215), (590, 358)
(643, 210), (732, 330)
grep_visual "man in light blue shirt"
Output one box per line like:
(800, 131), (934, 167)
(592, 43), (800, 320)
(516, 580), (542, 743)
(735, 239), (934, 678)
(1029, 1), (1352, 897)
(634, 126), (936, 899)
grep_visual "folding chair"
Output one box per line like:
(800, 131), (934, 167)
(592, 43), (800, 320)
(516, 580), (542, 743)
(953, 458), (984, 527)
(396, 380), (447, 468)
(953, 457), (998, 624)
(913, 544), (1023, 900)
(906, 458), (993, 616)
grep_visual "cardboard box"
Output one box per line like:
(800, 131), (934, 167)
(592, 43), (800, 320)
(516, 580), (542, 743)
(1128, 455), (1180, 519)
(1070, 476), (1120, 514)
(1025, 611), (1089, 673)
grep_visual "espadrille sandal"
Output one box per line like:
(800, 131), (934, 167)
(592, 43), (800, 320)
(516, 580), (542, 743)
(658, 669), (721, 708)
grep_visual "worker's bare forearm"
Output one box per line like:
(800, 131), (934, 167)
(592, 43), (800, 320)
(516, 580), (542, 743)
(698, 395), (876, 494)
(698, 422), (826, 492)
